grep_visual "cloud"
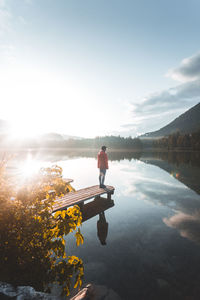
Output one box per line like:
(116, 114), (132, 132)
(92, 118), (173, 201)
(121, 52), (200, 136)
(0, 9), (11, 36)
(134, 80), (200, 114)
(0, 0), (11, 36)
(166, 52), (200, 83)
(18, 16), (27, 25)
(0, 0), (5, 7)
(122, 80), (200, 135)
(0, 44), (16, 66)
(24, 0), (33, 4)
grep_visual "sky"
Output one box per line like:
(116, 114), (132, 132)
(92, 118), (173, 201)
(0, 0), (200, 138)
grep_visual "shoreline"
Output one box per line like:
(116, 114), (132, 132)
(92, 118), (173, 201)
(0, 147), (199, 153)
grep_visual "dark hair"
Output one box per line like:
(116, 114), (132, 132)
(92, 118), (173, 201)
(101, 146), (107, 151)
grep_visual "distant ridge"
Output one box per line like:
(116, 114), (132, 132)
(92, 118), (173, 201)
(141, 102), (200, 138)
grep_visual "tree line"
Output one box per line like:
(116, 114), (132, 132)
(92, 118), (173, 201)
(63, 136), (143, 149)
(0, 134), (143, 150)
(153, 130), (200, 151)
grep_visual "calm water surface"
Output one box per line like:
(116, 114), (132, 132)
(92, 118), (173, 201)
(5, 150), (200, 299)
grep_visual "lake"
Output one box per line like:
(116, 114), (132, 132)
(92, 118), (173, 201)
(3, 149), (200, 300)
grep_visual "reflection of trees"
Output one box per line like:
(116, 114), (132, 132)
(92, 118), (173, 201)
(1, 149), (142, 164)
(49, 150), (142, 161)
(150, 151), (200, 168)
(51, 149), (142, 162)
(141, 151), (200, 195)
(108, 151), (142, 161)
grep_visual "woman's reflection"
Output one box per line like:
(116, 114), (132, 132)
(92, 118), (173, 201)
(97, 212), (108, 246)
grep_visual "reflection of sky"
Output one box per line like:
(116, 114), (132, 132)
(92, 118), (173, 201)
(163, 212), (200, 245)
(57, 156), (200, 299)
(7, 152), (200, 238)
(9, 153), (200, 234)
(6, 153), (200, 299)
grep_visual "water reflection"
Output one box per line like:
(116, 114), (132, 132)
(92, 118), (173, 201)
(2, 149), (200, 299)
(139, 151), (200, 247)
(163, 211), (200, 245)
(97, 212), (108, 246)
(3, 149), (200, 195)
(140, 151), (200, 195)
(1, 148), (142, 163)
(81, 197), (114, 245)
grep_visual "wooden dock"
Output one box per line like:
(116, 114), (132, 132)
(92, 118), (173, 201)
(62, 178), (74, 183)
(52, 185), (115, 212)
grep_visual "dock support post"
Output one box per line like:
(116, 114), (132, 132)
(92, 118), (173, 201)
(78, 202), (84, 212)
(107, 193), (111, 201)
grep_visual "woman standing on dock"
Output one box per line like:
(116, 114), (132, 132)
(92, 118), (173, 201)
(97, 146), (109, 188)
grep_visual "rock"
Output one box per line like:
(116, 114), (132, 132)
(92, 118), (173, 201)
(0, 282), (121, 300)
(17, 286), (54, 299)
(0, 282), (60, 300)
(70, 284), (121, 300)
(0, 282), (17, 298)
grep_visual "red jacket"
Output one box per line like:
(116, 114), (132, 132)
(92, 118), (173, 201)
(97, 151), (108, 169)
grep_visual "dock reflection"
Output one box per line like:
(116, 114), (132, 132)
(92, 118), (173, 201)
(81, 196), (114, 245)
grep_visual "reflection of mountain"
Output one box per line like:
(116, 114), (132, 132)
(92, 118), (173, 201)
(140, 151), (200, 195)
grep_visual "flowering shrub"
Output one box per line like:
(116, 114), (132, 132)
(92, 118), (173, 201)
(0, 163), (84, 296)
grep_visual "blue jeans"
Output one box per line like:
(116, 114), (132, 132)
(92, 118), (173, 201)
(99, 169), (106, 185)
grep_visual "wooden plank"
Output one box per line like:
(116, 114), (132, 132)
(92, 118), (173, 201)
(52, 185), (114, 212)
(55, 185), (114, 202)
(54, 186), (113, 202)
(63, 178), (74, 184)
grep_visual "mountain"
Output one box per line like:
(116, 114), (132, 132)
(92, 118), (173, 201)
(62, 134), (83, 140)
(41, 133), (64, 141)
(38, 133), (83, 141)
(141, 102), (200, 138)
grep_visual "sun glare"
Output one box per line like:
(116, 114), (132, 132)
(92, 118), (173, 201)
(20, 154), (41, 180)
